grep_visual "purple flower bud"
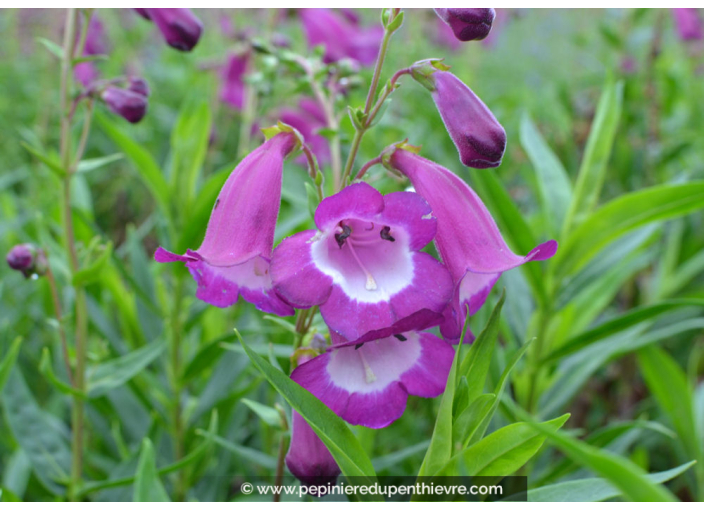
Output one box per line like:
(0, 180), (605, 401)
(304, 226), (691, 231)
(672, 9), (703, 41)
(434, 8), (496, 42)
(101, 87), (148, 123)
(7, 244), (47, 278)
(279, 98), (330, 166)
(286, 411), (341, 488)
(127, 77), (150, 97)
(410, 64), (506, 168)
(138, 8), (203, 52)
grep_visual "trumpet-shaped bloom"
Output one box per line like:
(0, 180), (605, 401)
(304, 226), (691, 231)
(155, 133), (297, 316)
(74, 15), (107, 87)
(279, 98), (330, 166)
(300, 9), (383, 66)
(292, 325), (455, 429)
(411, 66), (506, 169)
(672, 9), (703, 41)
(271, 182), (453, 342)
(434, 8), (496, 42)
(220, 52), (249, 111)
(388, 148), (557, 340)
(137, 8), (203, 52)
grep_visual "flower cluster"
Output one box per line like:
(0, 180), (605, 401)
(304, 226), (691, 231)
(154, 8), (556, 488)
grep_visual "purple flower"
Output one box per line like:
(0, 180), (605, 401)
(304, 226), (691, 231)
(101, 87), (148, 124)
(434, 8), (496, 42)
(279, 98), (330, 166)
(270, 182), (453, 342)
(672, 9), (703, 41)
(137, 8), (203, 52)
(219, 53), (249, 111)
(155, 133), (298, 316)
(286, 411), (341, 486)
(387, 147), (557, 341)
(300, 9), (383, 66)
(127, 76), (150, 97)
(410, 63), (506, 169)
(292, 325), (455, 428)
(7, 244), (47, 279)
(74, 15), (107, 87)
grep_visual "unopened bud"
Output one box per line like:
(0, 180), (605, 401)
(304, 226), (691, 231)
(434, 8), (496, 42)
(6, 244), (47, 279)
(101, 87), (148, 123)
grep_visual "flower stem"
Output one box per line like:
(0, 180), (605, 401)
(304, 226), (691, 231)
(169, 276), (187, 500)
(45, 266), (73, 386)
(338, 11), (400, 190)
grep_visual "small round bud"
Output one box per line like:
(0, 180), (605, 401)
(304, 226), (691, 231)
(6, 244), (48, 278)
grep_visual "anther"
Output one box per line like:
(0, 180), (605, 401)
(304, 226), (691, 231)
(394, 334), (407, 342)
(355, 343), (363, 350)
(380, 226), (395, 242)
(335, 224), (352, 248)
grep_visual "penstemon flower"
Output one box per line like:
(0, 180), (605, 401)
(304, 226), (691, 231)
(135, 8), (203, 52)
(300, 9), (383, 66)
(386, 146), (557, 340)
(219, 52), (249, 111)
(672, 8), (703, 41)
(74, 15), (106, 87)
(409, 61), (507, 169)
(270, 182), (453, 342)
(291, 324), (455, 428)
(154, 132), (298, 316)
(279, 98), (331, 166)
(6, 243), (47, 279)
(100, 86), (148, 124)
(434, 8), (496, 42)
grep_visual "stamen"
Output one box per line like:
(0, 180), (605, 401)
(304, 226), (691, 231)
(345, 238), (378, 291)
(335, 224), (352, 248)
(357, 349), (376, 384)
(355, 343), (363, 350)
(380, 226), (395, 242)
(394, 334), (407, 342)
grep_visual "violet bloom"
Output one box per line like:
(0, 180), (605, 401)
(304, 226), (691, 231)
(74, 15), (107, 87)
(387, 147), (557, 341)
(672, 9), (703, 41)
(434, 8), (496, 42)
(279, 98), (330, 166)
(219, 53), (249, 111)
(136, 8), (203, 51)
(7, 244), (47, 279)
(270, 182), (453, 342)
(101, 87), (148, 123)
(292, 323), (455, 428)
(155, 133), (297, 316)
(300, 9), (383, 66)
(411, 65), (506, 169)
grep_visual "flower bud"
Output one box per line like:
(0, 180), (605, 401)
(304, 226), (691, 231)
(137, 8), (203, 52)
(409, 65), (506, 168)
(286, 411), (341, 488)
(127, 77), (150, 97)
(6, 244), (47, 278)
(101, 87), (148, 123)
(434, 8), (495, 42)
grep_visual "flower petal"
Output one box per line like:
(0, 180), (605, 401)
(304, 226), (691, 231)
(291, 332), (454, 428)
(378, 191), (437, 251)
(313, 182), (384, 232)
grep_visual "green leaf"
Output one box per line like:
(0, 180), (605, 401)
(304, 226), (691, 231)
(0, 337), (22, 394)
(2, 369), (71, 495)
(510, 403), (677, 502)
(554, 182), (704, 279)
(96, 112), (171, 219)
(452, 393), (496, 448)
(459, 291), (506, 404)
(372, 440), (430, 472)
(169, 99), (212, 208)
(546, 299), (704, 362)
(237, 333), (380, 495)
(36, 37), (64, 59)
(194, 430), (277, 470)
(76, 153), (124, 173)
(22, 142), (66, 177)
(562, 79), (624, 234)
(39, 348), (85, 398)
(87, 341), (166, 398)
(468, 169), (548, 307)
(72, 241), (113, 286)
(133, 438), (170, 502)
(637, 346), (702, 464)
(528, 461), (696, 502)
(520, 113), (572, 234)
(417, 340), (461, 477)
(241, 398), (283, 428)
(444, 414), (569, 476)
(72, 53), (108, 65)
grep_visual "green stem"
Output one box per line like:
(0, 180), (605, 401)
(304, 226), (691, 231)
(169, 276), (186, 500)
(339, 17), (396, 190)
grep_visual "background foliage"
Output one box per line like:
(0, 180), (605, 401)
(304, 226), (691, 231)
(1, 8), (703, 502)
